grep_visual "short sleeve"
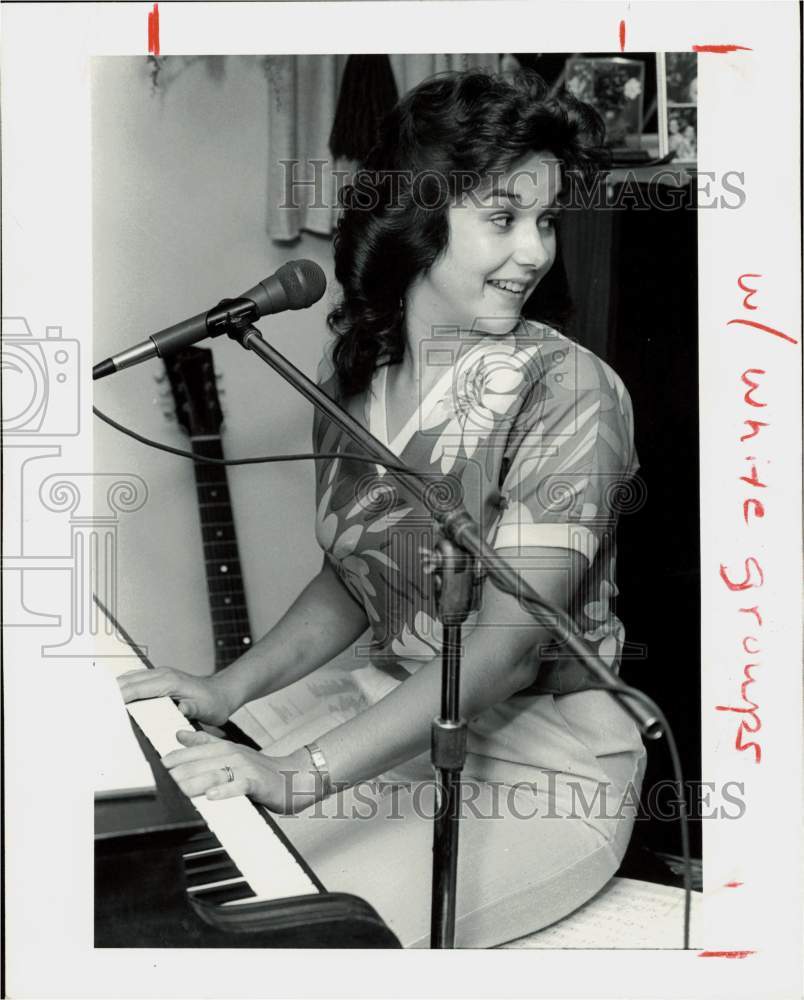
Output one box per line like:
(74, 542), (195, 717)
(493, 341), (638, 565)
(315, 344), (336, 386)
(311, 343), (339, 453)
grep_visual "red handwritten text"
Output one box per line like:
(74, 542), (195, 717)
(715, 275), (795, 765)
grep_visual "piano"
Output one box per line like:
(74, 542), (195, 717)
(94, 613), (400, 949)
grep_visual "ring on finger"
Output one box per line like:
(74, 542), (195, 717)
(222, 765), (235, 784)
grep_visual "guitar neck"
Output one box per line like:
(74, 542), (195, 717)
(189, 436), (253, 671)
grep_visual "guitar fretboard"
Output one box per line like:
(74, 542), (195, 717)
(190, 436), (253, 670)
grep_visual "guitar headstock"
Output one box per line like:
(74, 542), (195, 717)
(163, 346), (223, 437)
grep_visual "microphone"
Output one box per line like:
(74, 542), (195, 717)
(92, 260), (327, 380)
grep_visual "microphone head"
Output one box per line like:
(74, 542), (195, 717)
(276, 260), (327, 310)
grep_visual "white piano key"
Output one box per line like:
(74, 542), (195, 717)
(183, 847), (224, 860)
(195, 795), (316, 899)
(186, 876), (244, 894)
(120, 687), (318, 900)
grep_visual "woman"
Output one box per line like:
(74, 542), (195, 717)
(120, 70), (646, 948)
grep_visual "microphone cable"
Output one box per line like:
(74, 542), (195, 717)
(576, 683), (693, 950)
(92, 404), (413, 474)
(93, 402), (695, 947)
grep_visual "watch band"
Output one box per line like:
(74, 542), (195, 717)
(304, 741), (333, 797)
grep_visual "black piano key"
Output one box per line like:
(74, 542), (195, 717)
(190, 880), (257, 905)
(182, 831), (222, 856)
(185, 829), (222, 847)
(184, 849), (228, 872)
(184, 862), (243, 889)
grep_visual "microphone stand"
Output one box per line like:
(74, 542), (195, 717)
(427, 538), (480, 948)
(224, 322), (663, 947)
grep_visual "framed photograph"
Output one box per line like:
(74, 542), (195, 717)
(667, 103), (697, 161)
(657, 51), (698, 162)
(564, 56), (645, 148)
(665, 51), (698, 104)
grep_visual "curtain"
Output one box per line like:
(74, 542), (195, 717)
(265, 53), (500, 242)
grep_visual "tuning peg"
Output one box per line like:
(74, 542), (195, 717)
(162, 410), (176, 421)
(153, 371), (167, 383)
(215, 373), (223, 381)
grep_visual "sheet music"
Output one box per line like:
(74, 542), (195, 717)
(232, 644), (370, 752)
(93, 662), (156, 798)
(500, 877), (702, 949)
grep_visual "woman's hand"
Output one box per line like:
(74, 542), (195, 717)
(117, 667), (235, 727)
(162, 731), (319, 814)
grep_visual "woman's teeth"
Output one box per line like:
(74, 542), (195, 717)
(488, 279), (526, 295)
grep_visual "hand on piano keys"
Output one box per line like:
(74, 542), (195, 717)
(97, 624), (401, 946)
(118, 665), (236, 728)
(162, 728), (319, 814)
(111, 666), (323, 899)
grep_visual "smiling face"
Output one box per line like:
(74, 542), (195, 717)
(406, 151), (563, 339)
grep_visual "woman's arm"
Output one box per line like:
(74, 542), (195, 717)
(211, 557), (369, 712)
(161, 546), (587, 813)
(119, 557), (369, 722)
(300, 546), (586, 788)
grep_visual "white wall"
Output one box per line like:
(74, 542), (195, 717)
(92, 56), (334, 675)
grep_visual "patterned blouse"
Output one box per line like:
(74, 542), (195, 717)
(312, 320), (639, 705)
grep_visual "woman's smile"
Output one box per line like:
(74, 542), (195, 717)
(406, 150), (562, 338)
(486, 277), (532, 297)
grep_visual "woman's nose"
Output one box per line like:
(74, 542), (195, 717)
(511, 226), (552, 269)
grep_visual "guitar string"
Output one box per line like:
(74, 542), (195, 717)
(191, 438), (252, 649)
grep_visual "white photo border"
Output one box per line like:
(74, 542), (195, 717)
(2, 2), (801, 998)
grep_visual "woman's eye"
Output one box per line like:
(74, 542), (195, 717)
(490, 214), (514, 229)
(539, 214), (560, 231)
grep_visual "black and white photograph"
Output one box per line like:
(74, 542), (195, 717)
(664, 51), (699, 104)
(89, 49), (703, 951)
(2, 3), (802, 999)
(666, 105), (698, 161)
(564, 54), (646, 148)
(657, 50), (698, 162)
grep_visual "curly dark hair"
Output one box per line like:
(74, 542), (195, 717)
(327, 69), (608, 397)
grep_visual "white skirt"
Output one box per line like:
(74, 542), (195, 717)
(233, 646), (646, 948)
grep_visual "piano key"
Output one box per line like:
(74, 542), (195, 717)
(183, 846), (226, 861)
(122, 689), (318, 899)
(184, 849), (228, 871)
(185, 862), (242, 888)
(184, 830), (222, 852)
(190, 880), (258, 905)
(187, 867), (243, 893)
